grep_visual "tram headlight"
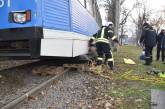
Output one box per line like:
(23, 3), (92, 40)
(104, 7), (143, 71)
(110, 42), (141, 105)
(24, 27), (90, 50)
(9, 10), (31, 24)
(13, 13), (26, 23)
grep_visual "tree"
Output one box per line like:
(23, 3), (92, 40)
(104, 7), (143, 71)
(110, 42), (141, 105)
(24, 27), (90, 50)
(150, 8), (165, 34)
(151, 16), (165, 34)
(119, 2), (137, 45)
(131, 0), (152, 45)
(98, 0), (131, 40)
(98, 0), (116, 23)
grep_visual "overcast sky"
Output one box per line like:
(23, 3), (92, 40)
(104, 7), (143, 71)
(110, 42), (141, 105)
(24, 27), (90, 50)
(126, 0), (165, 9)
(124, 0), (165, 17)
(146, 0), (165, 10)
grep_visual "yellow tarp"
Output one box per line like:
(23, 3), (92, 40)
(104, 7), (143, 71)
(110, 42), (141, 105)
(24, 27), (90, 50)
(124, 58), (136, 65)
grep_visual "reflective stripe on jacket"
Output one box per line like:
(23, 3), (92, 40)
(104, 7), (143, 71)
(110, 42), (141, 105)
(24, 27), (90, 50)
(93, 26), (115, 44)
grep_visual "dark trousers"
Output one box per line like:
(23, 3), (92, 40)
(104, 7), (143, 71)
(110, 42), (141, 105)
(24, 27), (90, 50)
(157, 45), (161, 60)
(162, 48), (165, 61)
(96, 42), (113, 68)
(145, 46), (153, 65)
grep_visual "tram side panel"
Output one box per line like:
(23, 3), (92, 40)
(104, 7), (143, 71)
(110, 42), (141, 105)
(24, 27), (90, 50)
(0, 0), (100, 59)
(41, 0), (99, 57)
(41, 0), (72, 57)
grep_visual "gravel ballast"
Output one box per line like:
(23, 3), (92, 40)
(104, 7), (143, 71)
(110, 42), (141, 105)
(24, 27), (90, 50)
(20, 71), (113, 109)
(0, 61), (52, 108)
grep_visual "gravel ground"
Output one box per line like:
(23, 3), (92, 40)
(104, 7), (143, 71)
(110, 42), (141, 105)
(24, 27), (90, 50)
(0, 61), (52, 108)
(0, 60), (36, 71)
(19, 71), (114, 109)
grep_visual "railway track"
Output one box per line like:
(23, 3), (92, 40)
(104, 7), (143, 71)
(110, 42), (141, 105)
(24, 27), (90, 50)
(1, 70), (68, 109)
(0, 59), (89, 109)
(0, 60), (49, 108)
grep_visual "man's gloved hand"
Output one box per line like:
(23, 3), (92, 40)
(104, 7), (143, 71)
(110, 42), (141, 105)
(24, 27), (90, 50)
(89, 38), (95, 46)
(89, 38), (94, 44)
(89, 38), (96, 53)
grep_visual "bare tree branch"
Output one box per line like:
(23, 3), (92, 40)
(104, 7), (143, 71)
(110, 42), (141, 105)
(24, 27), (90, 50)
(120, 0), (126, 5)
(120, 6), (135, 25)
(151, 16), (165, 33)
(131, 0), (152, 45)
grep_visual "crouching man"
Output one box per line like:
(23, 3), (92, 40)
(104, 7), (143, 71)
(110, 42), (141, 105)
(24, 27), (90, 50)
(90, 22), (118, 70)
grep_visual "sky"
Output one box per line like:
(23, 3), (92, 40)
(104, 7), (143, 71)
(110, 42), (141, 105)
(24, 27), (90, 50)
(145, 0), (165, 10)
(125, 0), (165, 11)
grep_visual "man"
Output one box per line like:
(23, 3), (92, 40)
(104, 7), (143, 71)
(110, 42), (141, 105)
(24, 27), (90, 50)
(90, 22), (118, 70)
(156, 29), (164, 61)
(161, 30), (165, 63)
(140, 23), (157, 65)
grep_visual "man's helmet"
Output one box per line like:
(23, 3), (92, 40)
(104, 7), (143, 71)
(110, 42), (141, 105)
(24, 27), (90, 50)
(105, 21), (113, 27)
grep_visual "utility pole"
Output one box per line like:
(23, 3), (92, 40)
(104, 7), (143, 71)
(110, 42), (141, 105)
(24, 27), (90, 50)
(114, 0), (120, 39)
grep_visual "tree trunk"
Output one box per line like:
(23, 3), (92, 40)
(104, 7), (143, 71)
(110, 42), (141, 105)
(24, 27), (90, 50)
(114, 0), (120, 39)
(113, 0), (120, 51)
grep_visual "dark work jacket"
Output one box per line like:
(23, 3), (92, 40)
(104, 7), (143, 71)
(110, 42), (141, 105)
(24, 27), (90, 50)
(161, 35), (165, 49)
(157, 34), (163, 47)
(140, 28), (157, 47)
(93, 26), (115, 44)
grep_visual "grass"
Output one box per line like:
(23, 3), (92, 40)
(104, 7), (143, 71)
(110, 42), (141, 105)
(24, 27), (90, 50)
(107, 45), (165, 109)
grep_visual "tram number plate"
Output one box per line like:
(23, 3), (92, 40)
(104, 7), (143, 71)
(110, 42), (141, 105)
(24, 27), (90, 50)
(0, 0), (11, 8)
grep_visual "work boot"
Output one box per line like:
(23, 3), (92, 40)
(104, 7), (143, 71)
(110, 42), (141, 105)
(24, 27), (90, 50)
(108, 61), (114, 70)
(144, 62), (151, 65)
(97, 60), (103, 66)
(150, 55), (153, 62)
(144, 60), (151, 65)
(145, 57), (151, 65)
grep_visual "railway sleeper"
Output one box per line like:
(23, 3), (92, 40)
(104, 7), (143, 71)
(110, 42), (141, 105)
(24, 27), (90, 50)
(32, 66), (64, 76)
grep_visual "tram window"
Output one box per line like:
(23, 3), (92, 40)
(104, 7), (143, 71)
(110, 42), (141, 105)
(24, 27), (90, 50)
(78, 0), (85, 7)
(78, 0), (98, 16)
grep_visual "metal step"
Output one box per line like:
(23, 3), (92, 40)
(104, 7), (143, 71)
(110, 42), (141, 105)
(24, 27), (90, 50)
(0, 53), (30, 57)
(0, 49), (31, 57)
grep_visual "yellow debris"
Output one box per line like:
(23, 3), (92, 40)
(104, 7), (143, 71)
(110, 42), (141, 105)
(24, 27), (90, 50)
(124, 58), (136, 65)
(89, 64), (112, 79)
(159, 73), (165, 78)
(90, 65), (102, 75)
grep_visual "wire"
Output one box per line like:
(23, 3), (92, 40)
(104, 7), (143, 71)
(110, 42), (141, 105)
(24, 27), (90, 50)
(121, 70), (165, 84)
